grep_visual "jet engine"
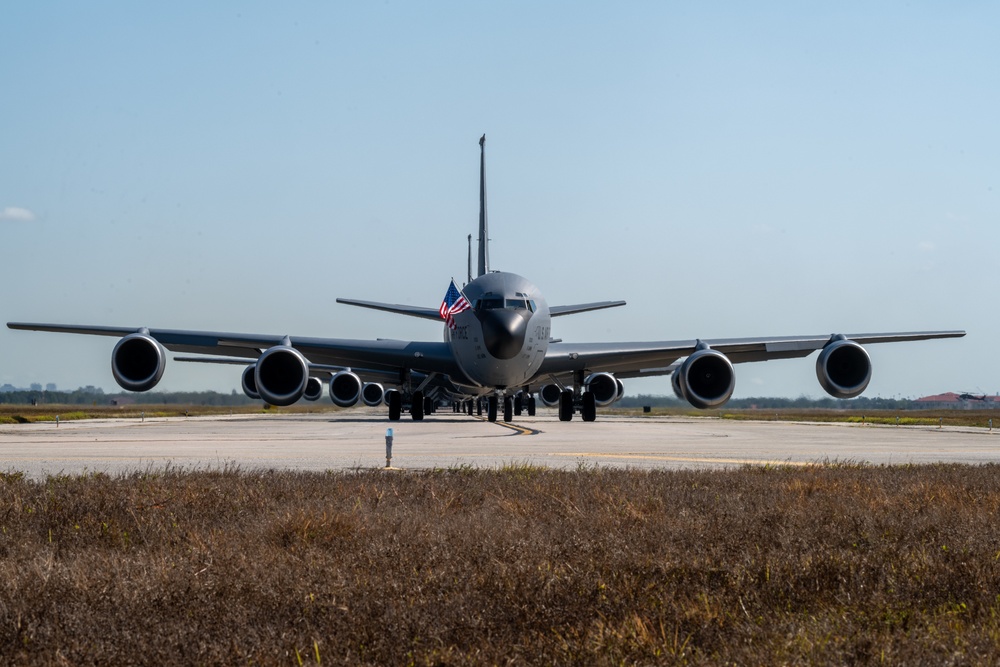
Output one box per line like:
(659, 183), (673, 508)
(673, 345), (736, 409)
(254, 345), (309, 407)
(304, 376), (323, 401)
(539, 383), (563, 407)
(241, 365), (261, 400)
(584, 372), (622, 407)
(362, 382), (385, 407)
(383, 388), (400, 406)
(816, 336), (871, 399)
(329, 370), (363, 407)
(111, 332), (166, 392)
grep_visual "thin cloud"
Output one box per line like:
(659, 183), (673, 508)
(0, 207), (37, 222)
(917, 241), (935, 252)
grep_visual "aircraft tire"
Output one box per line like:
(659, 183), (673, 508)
(528, 396), (536, 416)
(504, 396), (513, 422)
(388, 392), (401, 421)
(488, 396), (498, 422)
(411, 391), (424, 421)
(581, 391), (597, 422)
(558, 390), (573, 422)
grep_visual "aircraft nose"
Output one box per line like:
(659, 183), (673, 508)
(479, 309), (529, 360)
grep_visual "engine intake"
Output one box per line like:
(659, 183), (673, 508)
(241, 365), (261, 400)
(585, 373), (621, 407)
(255, 345), (309, 407)
(362, 382), (385, 407)
(816, 336), (871, 399)
(111, 332), (166, 392)
(329, 370), (363, 407)
(304, 376), (323, 401)
(539, 383), (563, 407)
(674, 345), (735, 409)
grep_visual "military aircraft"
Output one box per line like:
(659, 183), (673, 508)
(7, 136), (966, 423)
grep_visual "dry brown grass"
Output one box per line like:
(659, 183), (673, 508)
(2, 464), (1000, 665)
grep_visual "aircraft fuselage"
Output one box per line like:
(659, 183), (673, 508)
(446, 271), (549, 390)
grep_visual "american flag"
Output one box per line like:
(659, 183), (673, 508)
(439, 280), (471, 329)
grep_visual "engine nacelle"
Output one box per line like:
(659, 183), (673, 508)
(671, 368), (685, 401)
(329, 370), (363, 408)
(111, 332), (166, 392)
(539, 383), (563, 408)
(241, 365), (261, 400)
(383, 388), (400, 407)
(304, 376), (323, 401)
(816, 336), (871, 399)
(675, 346), (736, 409)
(362, 382), (385, 407)
(585, 372), (621, 407)
(254, 345), (309, 407)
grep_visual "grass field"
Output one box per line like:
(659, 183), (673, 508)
(3, 464), (1000, 665)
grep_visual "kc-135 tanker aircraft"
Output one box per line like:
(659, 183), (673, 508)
(9, 137), (965, 423)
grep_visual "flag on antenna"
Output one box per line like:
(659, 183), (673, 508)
(439, 280), (471, 329)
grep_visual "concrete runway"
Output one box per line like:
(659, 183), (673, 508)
(2, 410), (1000, 479)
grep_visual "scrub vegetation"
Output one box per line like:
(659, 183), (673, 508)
(2, 464), (1000, 665)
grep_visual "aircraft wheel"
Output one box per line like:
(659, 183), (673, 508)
(581, 391), (597, 422)
(411, 391), (424, 421)
(514, 394), (523, 416)
(488, 396), (498, 422)
(477, 400), (483, 416)
(504, 396), (513, 422)
(388, 392), (401, 421)
(558, 390), (574, 422)
(527, 396), (536, 417)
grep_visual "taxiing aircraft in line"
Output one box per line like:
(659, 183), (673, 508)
(8, 136), (965, 422)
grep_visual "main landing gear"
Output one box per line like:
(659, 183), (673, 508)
(387, 390), (436, 422)
(558, 389), (597, 422)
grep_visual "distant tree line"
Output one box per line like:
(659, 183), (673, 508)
(0, 388), (259, 407)
(617, 394), (980, 411)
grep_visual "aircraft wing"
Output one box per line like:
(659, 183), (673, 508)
(550, 301), (626, 317)
(335, 298), (442, 321)
(536, 330), (966, 378)
(6, 322), (467, 379)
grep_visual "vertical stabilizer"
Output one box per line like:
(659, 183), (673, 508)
(477, 134), (489, 276)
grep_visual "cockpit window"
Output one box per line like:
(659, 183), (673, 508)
(474, 296), (531, 311)
(476, 297), (505, 311)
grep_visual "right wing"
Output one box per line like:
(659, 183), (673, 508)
(335, 298), (442, 321)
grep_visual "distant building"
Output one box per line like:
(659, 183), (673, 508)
(914, 392), (999, 406)
(46, 383), (57, 392)
(29, 383), (42, 392)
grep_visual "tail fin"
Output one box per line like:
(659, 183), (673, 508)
(477, 134), (489, 277)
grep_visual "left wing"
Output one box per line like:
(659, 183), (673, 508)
(537, 331), (966, 376)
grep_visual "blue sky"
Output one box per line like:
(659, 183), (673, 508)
(2, 2), (997, 399)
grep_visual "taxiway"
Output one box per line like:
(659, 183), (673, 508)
(3, 410), (999, 479)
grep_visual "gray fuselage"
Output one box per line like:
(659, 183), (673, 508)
(446, 271), (550, 390)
